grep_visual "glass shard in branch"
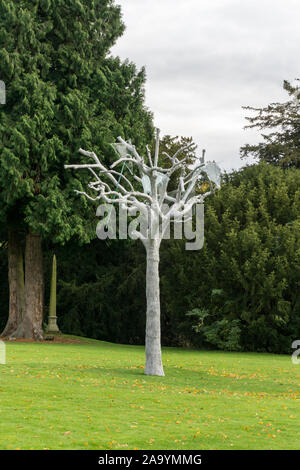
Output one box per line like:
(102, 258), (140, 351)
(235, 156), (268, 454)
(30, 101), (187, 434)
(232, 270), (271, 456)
(202, 161), (221, 188)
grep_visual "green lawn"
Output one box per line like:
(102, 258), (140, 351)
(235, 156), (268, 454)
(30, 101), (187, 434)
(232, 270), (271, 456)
(0, 336), (299, 450)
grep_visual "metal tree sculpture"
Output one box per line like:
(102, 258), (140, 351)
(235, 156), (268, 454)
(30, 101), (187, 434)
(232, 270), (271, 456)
(65, 129), (220, 376)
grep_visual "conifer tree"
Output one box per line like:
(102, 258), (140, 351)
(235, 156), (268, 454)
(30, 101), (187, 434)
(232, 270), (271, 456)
(241, 79), (300, 169)
(0, 0), (153, 339)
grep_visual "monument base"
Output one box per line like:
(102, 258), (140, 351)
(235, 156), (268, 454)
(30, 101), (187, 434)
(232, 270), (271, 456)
(46, 316), (60, 334)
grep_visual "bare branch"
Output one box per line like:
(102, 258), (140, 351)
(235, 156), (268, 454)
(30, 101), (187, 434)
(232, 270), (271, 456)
(154, 128), (160, 167)
(65, 135), (220, 244)
(146, 145), (153, 167)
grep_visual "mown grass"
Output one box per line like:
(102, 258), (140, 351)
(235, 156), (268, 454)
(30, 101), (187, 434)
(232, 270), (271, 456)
(0, 336), (299, 450)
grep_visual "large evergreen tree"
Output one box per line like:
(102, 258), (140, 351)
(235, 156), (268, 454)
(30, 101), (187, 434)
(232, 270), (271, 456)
(0, 0), (153, 339)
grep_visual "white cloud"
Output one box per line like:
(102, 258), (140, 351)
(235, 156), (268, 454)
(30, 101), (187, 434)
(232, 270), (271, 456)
(112, 0), (300, 171)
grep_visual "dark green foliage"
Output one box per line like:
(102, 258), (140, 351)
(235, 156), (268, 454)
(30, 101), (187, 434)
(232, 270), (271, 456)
(241, 79), (300, 168)
(167, 163), (300, 352)
(187, 305), (242, 351)
(47, 238), (147, 344)
(0, 0), (153, 242)
(202, 319), (242, 352)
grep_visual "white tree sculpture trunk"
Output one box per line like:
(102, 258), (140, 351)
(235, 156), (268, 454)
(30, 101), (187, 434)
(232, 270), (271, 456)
(145, 239), (164, 376)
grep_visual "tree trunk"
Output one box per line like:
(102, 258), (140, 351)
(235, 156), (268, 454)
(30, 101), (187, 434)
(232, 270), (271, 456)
(10, 231), (44, 340)
(1, 231), (25, 337)
(145, 239), (164, 376)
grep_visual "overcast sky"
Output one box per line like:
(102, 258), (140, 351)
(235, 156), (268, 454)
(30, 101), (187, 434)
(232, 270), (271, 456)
(111, 0), (300, 171)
